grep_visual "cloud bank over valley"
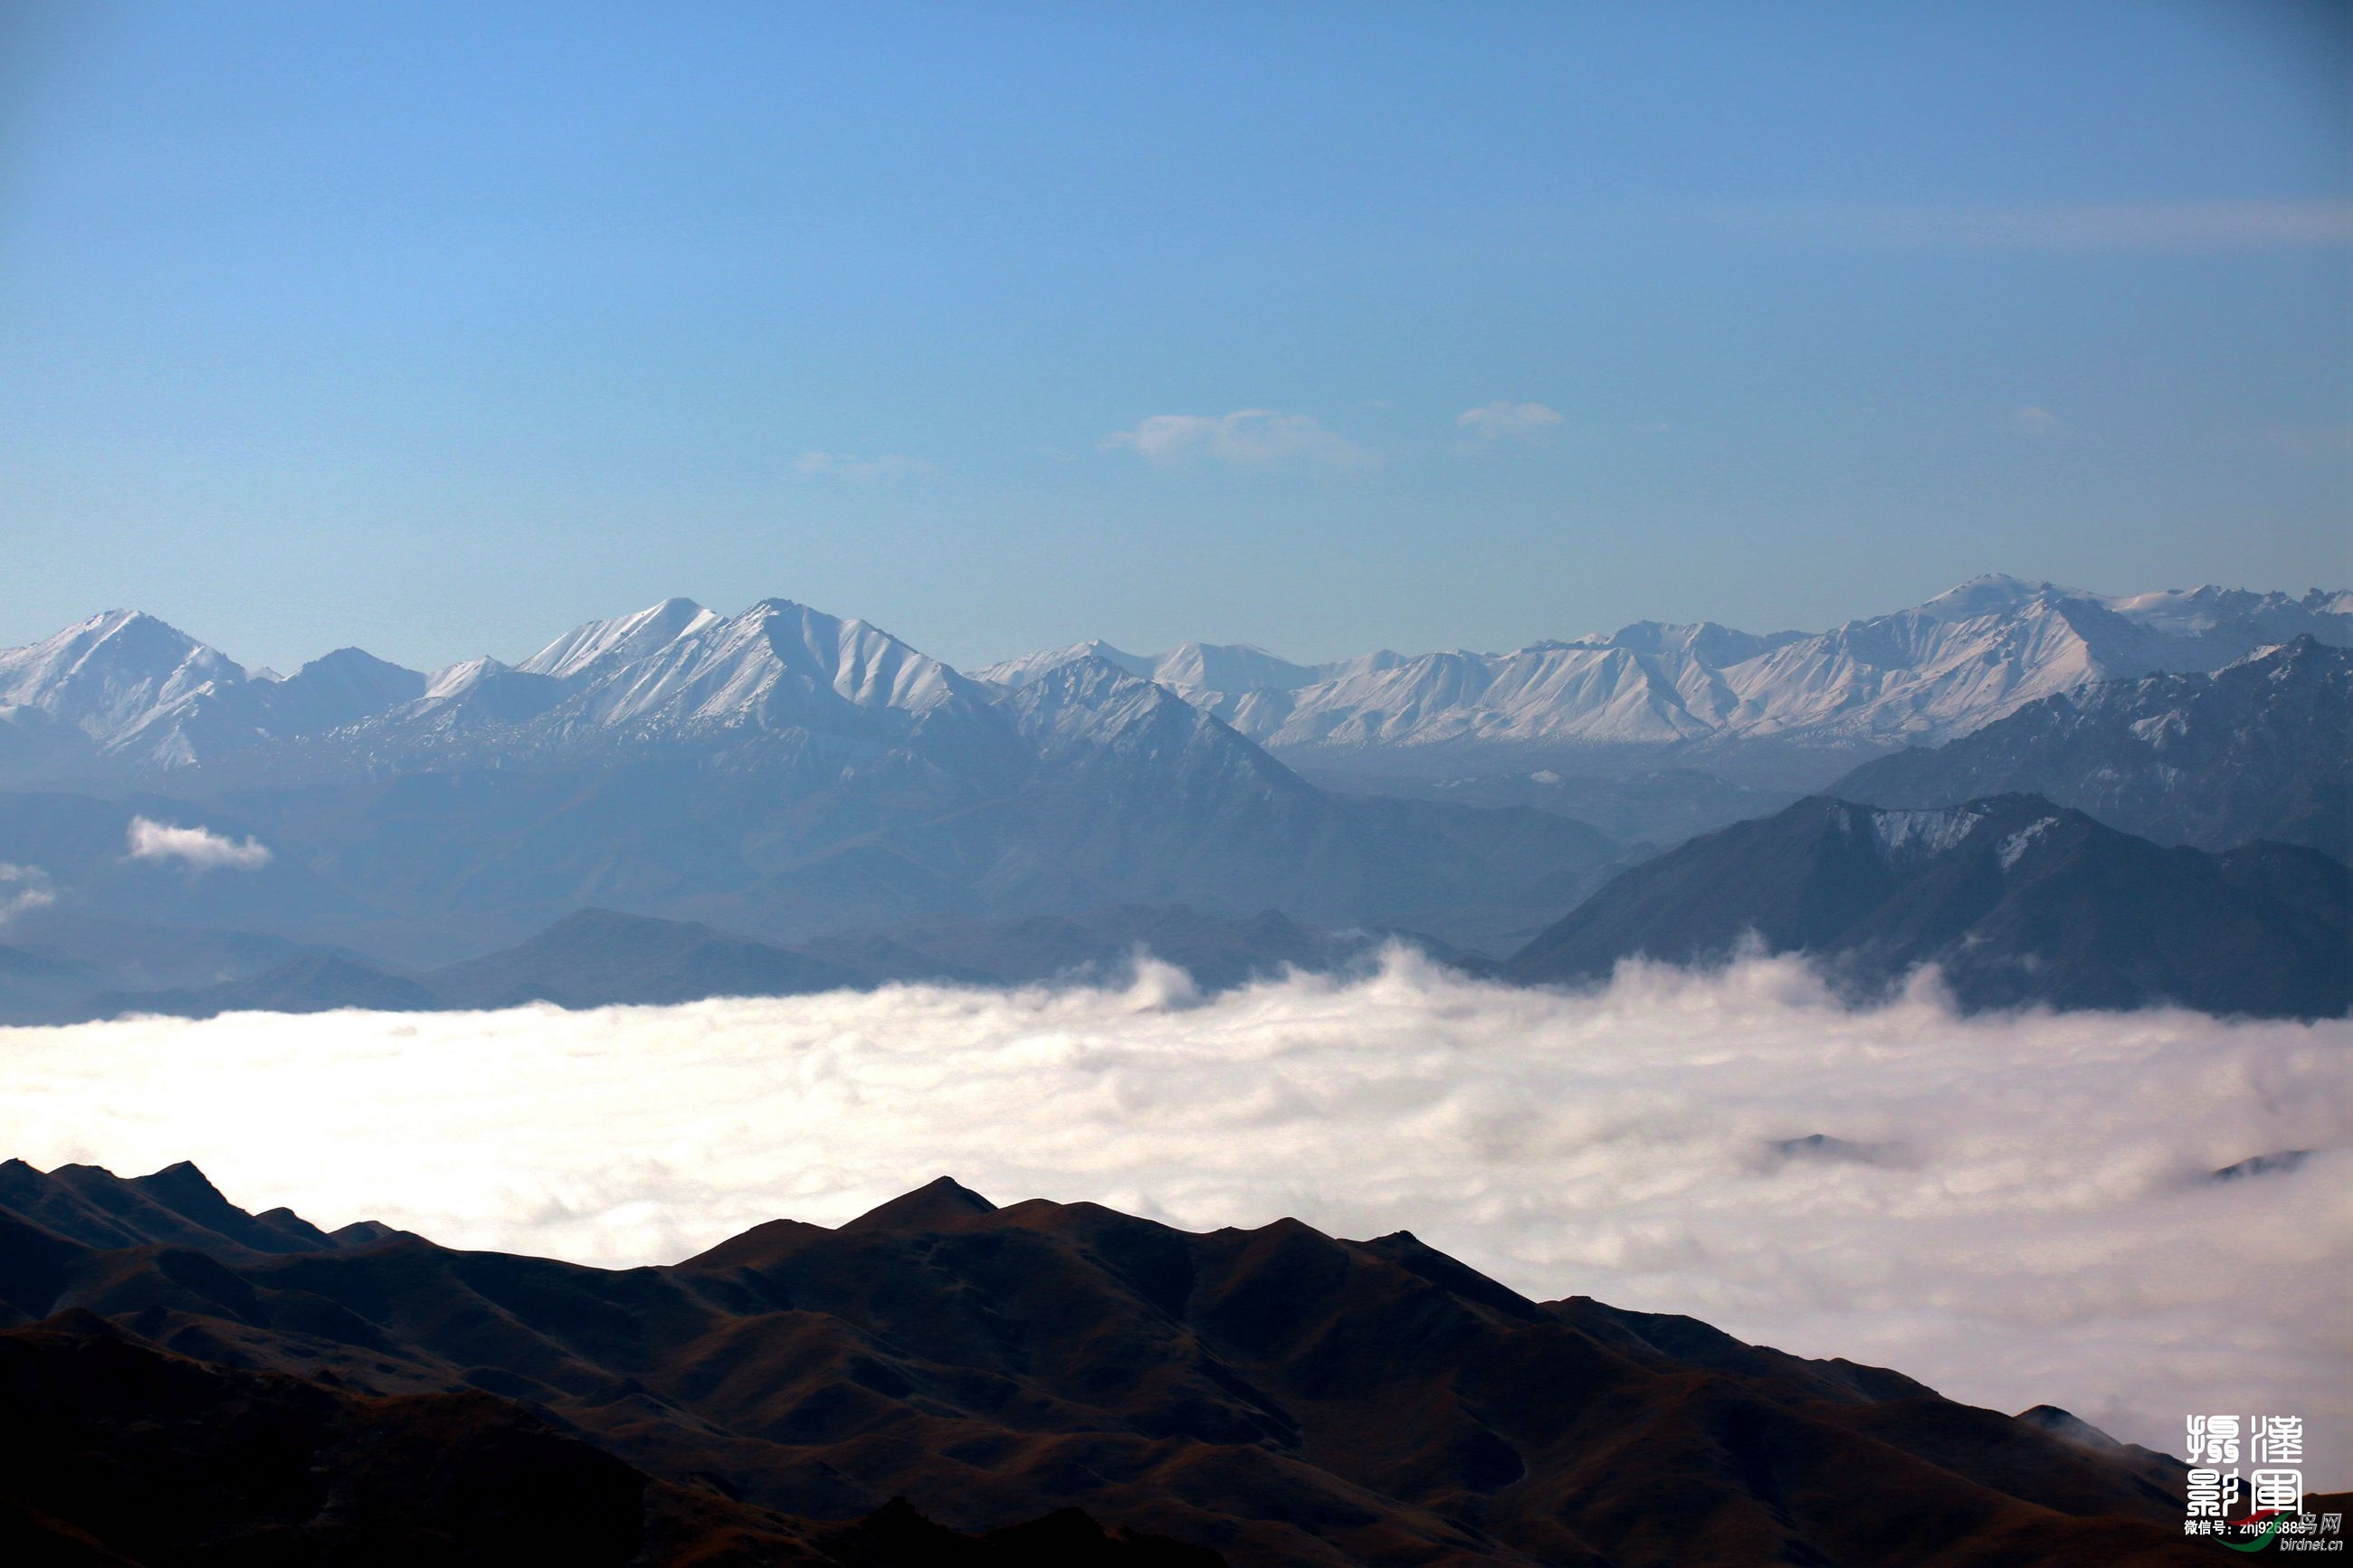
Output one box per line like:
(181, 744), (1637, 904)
(3, 951), (2345, 1472)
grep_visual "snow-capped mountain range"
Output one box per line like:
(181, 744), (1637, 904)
(0, 575), (2343, 1019)
(0, 597), (1009, 782)
(978, 576), (2353, 781)
(1, 575), (2345, 790)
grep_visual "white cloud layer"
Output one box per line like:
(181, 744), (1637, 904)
(3, 952), (2346, 1478)
(1457, 401), (1565, 440)
(123, 817), (272, 870)
(1100, 409), (1367, 468)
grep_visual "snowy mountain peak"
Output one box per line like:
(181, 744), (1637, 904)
(1149, 641), (1329, 694)
(422, 657), (509, 699)
(0, 609), (246, 744)
(5, 576), (2346, 785)
(972, 640), (1149, 690)
(2107, 584), (2353, 640)
(973, 639), (1324, 696)
(519, 596), (719, 680)
(1001, 654), (1297, 796)
(1914, 574), (2082, 621)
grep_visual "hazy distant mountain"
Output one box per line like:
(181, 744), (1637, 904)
(0, 1158), (2221, 1566)
(1308, 765), (1800, 846)
(0, 942), (108, 1023)
(0, 643), (1614, 970)
(1834, 635), (2351, 860)
(1508, 794), (2348, 1017)
(425, 908), (862, 1009)
(802, 903), (1491, 992)
(84, 954), (444, 1021)
(38, 904), (1487, 1024)
(976, 636), (1341, 702)
(0, 581), (2337, 995)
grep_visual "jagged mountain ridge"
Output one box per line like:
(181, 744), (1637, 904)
(0, 597), (1013, 783)
(0, 625), (1626, 973)
(0, 1158), (2220, 1566)
(1506, 792), (2349, 1016)
(1833, 635), (2352, 860)
(0, 581), (2339, 984)
(983, 577), (2352, 782)
(5, 577), (2344, 788)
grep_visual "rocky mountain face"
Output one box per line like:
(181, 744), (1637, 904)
(0, 1158), (2219, 1567)
(1834, 635), (2351, 860)
(1506, 793), (2349, 1017)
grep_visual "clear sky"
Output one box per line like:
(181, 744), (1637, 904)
(1, 1), (2346, 675)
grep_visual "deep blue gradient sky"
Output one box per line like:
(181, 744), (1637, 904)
(2, 2), (2346, 673)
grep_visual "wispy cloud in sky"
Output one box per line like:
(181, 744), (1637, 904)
(793, 451), (935, 482)
(1100, 410), (1369, 469)
(2013, 405), (2059, 437)
(1456, 401), (1565, 442)
(0, 863), (53, 924)
(124, 818), (272, 871)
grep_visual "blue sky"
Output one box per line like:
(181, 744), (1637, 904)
(1, 2), (2346, 673)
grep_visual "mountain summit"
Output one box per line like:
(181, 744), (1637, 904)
(1507, 792), (2348, 1016)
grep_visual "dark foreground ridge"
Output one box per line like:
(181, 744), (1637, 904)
(0, 1159), (2227, 1565)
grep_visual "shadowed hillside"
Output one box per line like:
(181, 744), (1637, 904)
(0, 1158), (2220, 1566)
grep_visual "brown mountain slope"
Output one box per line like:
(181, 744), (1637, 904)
(0, 1161), (2219, 1566)
(0, 1314), (1219, 1567)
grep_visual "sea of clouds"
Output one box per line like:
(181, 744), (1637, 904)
(4, 949), (2347, 1475)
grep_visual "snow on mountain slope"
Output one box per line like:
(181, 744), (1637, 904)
(515, 595), (721, 681)
(0, 612), (247, 762)
(973, 640), (1156, 689)
(1834, 634), (2352, 858)
(392, 657), (570, 732)
(1004, 654), (1303, 787)
(5, 577), (2343, 784)
(2109, 584), (2353, 640)
(982, 575), (2352, 781)
(976, 638), (1338, 708)
(554, 599), (991, 736)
